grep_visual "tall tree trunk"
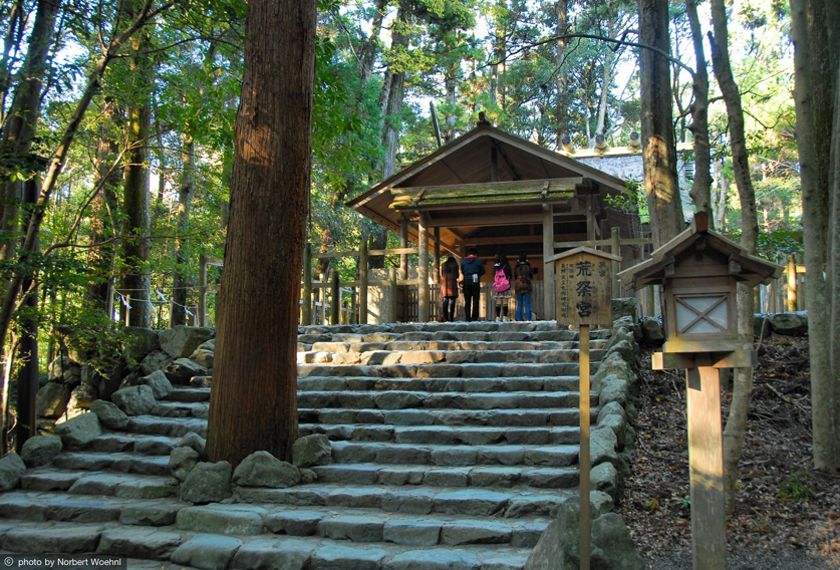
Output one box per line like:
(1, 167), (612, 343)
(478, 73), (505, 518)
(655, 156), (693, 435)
(638, 0), (683, 247)
(358, 0), (388, 84)
(554, 0), (570, 147)
(686, 0), (712, 221)
(712, 158), (727, 229)
(709, 0), (763, 511)
(594, 16), (617, 139)
(0, 0), (26, 120)
(0, 0), (61, 261)
(88, 99), (121, 314)
(790, 0), (840, 473)
(206, 0), (316, 465)
(121, 17), (152, 328)
(170, 134), (194, 326)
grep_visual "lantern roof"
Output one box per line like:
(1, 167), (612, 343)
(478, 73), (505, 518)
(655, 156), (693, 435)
(617, 212), (782, 289)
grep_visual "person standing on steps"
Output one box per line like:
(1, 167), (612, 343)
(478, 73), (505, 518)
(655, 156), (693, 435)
(514, 253), (534, 321)
(440, 254), (460, 322)
(492, 253), (513, 321)
(460, 248), (485, 321)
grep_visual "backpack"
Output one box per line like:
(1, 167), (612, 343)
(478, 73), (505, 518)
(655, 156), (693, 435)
(514, 263), (532, 293)
(493, 266), (510, 293)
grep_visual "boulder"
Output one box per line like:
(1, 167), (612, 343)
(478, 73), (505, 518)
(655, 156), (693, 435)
(20, 435), (62, 467)
(48, 355), (82, 385)
(170, 446), (200, 482)
(54, 413), (102, 448)
(129, 370), (173, 399)
(769, 312), (808, 336)
(597, 374), (630, 407)
(178, 432), (207, 455)
(0, 452), (26, 491)
(590, 426), (618, 467)
(66, 383), (98, 417)
(233, 451), (300, 488)
(604, 339), (637, 363)
(189, 339), (215, 369)
(180, 461), (232, 504)
(111, 384), (157, 416)
(591, 513), (644, 569)
(611, 298), (640, 322)
(164, 358), (208, 385)
(90, 399), (129, 430)
(590, 461), (619, 499)
(35, 382), (69, 418)
(160, 326), (214, 358)
(292, 434), (332, 467)
(140, 350), (174, 376)
(639, 317), (665, 346)
(124, 326), (161, 362)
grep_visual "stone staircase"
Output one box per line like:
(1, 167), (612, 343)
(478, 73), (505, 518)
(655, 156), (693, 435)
(0, 321), (613, 570)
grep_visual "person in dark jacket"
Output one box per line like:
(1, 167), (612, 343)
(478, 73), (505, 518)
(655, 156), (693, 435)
(460, 248), (485, 321)
(440, 255), (460, 321)
(491, 253), (513, 321)
(514, 254), (533, 321)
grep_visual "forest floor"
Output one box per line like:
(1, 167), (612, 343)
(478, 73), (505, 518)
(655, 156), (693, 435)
(620, 334), (840, 569)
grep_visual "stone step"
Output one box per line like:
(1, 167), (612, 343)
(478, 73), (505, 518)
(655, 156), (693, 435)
(0, 490), (183, 526)
(20, 467), (178, 498)
(306, 339), (604, 353)
(54, 451), (171, 477)
(151, 401), (210, 419)
(235, 482), (592, 519)
(127, 415), (208, 438)
(297, 375), (581, 393)
(329, 441), (578, 467)
(298, 348), (602, 366)
(299, 423), (580, 446)
(85, 433), (181, 455)
(299, 407), (586, 428)
(298, 390), (582, 411)
(311, 463), (578, 490)
(166, 386), (211, 402)
(0, 519), (535, 569)
(298, 361), (582, 378)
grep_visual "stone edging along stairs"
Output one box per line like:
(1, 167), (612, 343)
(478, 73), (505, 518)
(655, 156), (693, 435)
(0, 320), (640, 569)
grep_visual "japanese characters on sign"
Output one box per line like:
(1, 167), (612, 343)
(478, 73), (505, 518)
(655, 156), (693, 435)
(552, 249), (615, 327)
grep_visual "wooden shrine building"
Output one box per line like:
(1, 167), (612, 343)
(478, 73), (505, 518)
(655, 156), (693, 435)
(346, 116), (644, 320)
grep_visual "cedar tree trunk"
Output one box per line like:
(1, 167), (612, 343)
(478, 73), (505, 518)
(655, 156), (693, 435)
(206, 0), (316, 465)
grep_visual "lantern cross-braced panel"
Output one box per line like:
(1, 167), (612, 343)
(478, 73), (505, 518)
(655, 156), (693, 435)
(675, 294), (729, 335)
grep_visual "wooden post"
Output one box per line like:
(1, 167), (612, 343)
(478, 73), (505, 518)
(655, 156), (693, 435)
(400, 214), (409, 280)
(542, 205), (555, 319)
(390, 267), (398, 323)
(302, 244), (312, 325)
(611, 227), (620, 296)
(579, 323), (592, 570)
(645, 286), (655, 317)
(785, 254), (797, 312)
(198, 254), (208, 327)
(418, 213), (430, 322)
(330, 270), (340, 324)
(434, 227), (441, 287)
(359, 239), (369, 324)
(686, 366), (726, 570)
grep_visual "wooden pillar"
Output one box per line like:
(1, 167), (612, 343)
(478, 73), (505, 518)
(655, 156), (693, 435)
(586, 195), (597, 241)
(418, 213), (430, 322)
(434, 227), (441, 286)
(359, 240), (369, 324)
(611, 226), (620, 296)
(400, 214), (409, 280)
(330, 270), (340, 324)
(542, 205), (555, 319)
(302, 244), (312, 325)
(785, 254), (797, 312)
(686, 366), (726, 570)
(390, 267), (398, 323)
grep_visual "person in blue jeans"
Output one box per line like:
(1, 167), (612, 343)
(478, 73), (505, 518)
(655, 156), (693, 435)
(460, 248), (485, 321)
(514, 254), (533, 321)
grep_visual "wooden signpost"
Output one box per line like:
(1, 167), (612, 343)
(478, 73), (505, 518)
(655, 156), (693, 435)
(618, 212), (781, 570)
(548, 246), (620, 570)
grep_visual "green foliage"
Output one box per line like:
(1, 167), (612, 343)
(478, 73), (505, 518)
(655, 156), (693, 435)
(778, 470), (815, 501)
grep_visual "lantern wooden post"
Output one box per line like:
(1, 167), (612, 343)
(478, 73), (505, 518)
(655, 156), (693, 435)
(547, 246), (620, 570)
(619, 212), (782, 570)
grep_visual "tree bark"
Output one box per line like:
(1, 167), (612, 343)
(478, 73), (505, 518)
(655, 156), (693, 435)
(638, 0), (683, 247)
(685, 0), (712, 221)
(121, 8), (153, 328)
(790, 0), (840, 473)
(206, 0), (316, 465)
(554, 0), (570, 147)
(170, 134), (194, 326)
